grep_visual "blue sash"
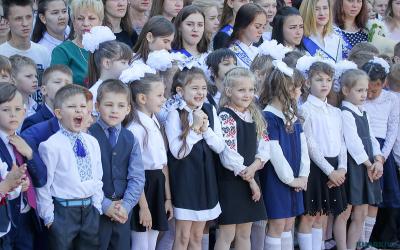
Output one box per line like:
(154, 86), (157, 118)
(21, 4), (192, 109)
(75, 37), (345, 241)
(172, 48), (192, 58)
(334, 27), (352, 59)
(220, 24), (233, 36)
(303, 37), (338, 62)
(230, 41), (252, 68)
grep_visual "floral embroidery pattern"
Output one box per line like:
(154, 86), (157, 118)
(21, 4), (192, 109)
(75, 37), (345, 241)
(219, 112), (238, 151)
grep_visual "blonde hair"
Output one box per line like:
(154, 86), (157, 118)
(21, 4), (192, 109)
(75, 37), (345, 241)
(299, 0), (333, 37)
(70, 0), (104, 21)
(219, 67), (267, 138)
(192, 0), (221, 11)
(339, 69), (369, 102)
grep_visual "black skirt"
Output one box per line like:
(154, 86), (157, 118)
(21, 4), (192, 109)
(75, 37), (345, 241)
(303, 157), (348, 216)
(131, 170), (169, 232)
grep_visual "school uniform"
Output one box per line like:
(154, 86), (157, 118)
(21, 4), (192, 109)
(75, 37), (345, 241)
(165, 102), (225, 221)
(127, 111), (169, 232)
(37, 127), (104, 250)
(171, 49), (209, 72)
(88, 119), (145, 250)
(25, 96), (39, 119)
(21, 104), (54, 132)
(300, 95), (348, 216)
(217, 107), (268, 224)
(303, 32), (343, 62)
(229, 40), (258, 69)
(213, 24), (233, 50)
(260, 105), (310, 219)
(341, 101), (382, 205)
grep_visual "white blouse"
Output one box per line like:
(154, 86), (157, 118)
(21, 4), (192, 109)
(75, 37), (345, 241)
(300, 95), (347, 176)
(309, 32), (343, 62)
(391, 91), (400, 166)
(127, 111), (167, 170)
(341, 101), (382, 165)
(229, 41), (258, 69)
(364, 90), (399, 160)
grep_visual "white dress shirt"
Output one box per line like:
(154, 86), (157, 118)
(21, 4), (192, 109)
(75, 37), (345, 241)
(341, 101), (382, 165)
(37, 130), (104, 225)
(300, 95), (347, 175)
(392, 92), (400, 166)
(127, 111), (167, 170)
(38, 27), (70, 54)
(364, 90), (400, 160)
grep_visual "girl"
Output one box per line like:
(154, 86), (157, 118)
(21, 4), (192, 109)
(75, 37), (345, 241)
(384, 0), (400, 40)
(149, 0), (184, 21)
(126, 74), (173, 250)
(300, 0), (343, 62)
(340, 69), (383, 250)
(0, 5), (9, 45)
(171, 6), (209, 68)
(254, 0), (277, 43)
(367, 0), (377, 20)
(103, 0), (138, 47)
(129, 0), (150, 33)
(228, 3), (267, 69)
(361, 60), (400, 247)
(213, 0), (250, 50)
(51, 0), (103, 86)
(259, 60), (310, 250)
(192, 0), (221, 50)
(214, 67), (268, 250)
(165, 67), (225, 250)
(271, 7), (304, 51)
(333, 0), (369, 59)
(297, 61), (350, 250)
(133, 16), (175, 64)
(31, 0), (69, 53)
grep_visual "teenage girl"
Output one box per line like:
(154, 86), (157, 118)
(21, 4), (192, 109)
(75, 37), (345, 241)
(228, 3), (267, 69)
(214, 67), (268, 250)
(300, 0), (343, 62)
(192, 0), (220, 50)
(298, 61), (350, 250)
(149, 0), (184, 21)
(126, 74), (173, 250)
(165, 67), (225, 250)
(31, 0), (69, 53)
(340, 69), (383, 250)
(253, 0), (277, 43)
(258, 60), (310, 250)
(213, 0), (250, 50)
(272, 7), (304, 51)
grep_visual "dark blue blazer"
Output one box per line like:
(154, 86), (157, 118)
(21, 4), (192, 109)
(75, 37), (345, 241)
(21, 104), (54, 132)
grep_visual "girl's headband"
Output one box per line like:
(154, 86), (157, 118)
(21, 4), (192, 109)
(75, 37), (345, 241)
(369, 56), (390, 74)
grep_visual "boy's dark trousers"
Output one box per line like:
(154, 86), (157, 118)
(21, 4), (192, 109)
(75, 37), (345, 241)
(0, 235), (11, 250)
(99, 212), (132, 250)
(48, 200), (100, 250)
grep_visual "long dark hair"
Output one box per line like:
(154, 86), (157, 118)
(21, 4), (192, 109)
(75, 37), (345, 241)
(171, 5), (209, 53)
(333, 0), (368, 29)
(271, 6), (303, 49)
(133, 16), (175, 62)
(32, 0), (68, 42)
(102, 0), (133, 37)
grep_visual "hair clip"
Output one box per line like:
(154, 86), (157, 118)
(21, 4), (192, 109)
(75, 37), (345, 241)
(272, 60), (293, 77)
(369, 56), (390, 74)
(82, 26), (116, 53)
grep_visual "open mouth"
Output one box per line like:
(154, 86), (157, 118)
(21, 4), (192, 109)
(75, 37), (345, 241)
(73, 116), (83, 126)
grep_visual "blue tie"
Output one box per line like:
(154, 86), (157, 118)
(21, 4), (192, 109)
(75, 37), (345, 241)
(108, 127), (118, 148)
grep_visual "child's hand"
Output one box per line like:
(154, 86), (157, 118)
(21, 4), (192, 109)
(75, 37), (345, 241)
(371, 161), (383, 180)
(299, 176), (308, 191)
(115, 205), (128, 224)
(165, 199), (174, 220)
(200, 116), (209, 133)
(192, 110), (206, 130)
(328, 170), (346, 187)
(20, 176), (30, 192)
(8, 135), (33, 161)
(326, 180), (335, 189)
(105, 201), (119, 219)
(139, 206), (152, 230)
(46, 223), (52, 229)
(240, 161), (260, 181)
(249, 178), (261, 202)
(5, 164), (26, 191)
(367, 166), (375, 182)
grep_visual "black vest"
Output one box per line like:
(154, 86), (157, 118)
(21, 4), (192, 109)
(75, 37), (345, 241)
(0, 199), (10, 232)
(89, 123), (134, 199)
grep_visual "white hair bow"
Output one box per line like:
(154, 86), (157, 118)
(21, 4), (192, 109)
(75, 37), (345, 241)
(82, 26), (116, 53)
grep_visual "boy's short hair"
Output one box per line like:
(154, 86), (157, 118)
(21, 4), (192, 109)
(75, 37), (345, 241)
(96, 79), (131, 104)
(42, 64), (73, 86)
(394, 42), (400, 57)
(2, 0), (33, 19)
(0, 56), (12, 75)
(388, 64), (400, 89)
(54, 84), (87, 109)
(0, 82), (19, 105)
(206, 48), (237, 80)
(9, 54), (36, 78)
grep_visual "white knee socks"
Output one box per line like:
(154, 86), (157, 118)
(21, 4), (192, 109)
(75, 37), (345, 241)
(131, 230), (160, 250)
(364, 216), (376, 243)
(264, 236), (281, 250)
(297, 233), (312, 250)
(281, 231), (293, 250)
(312, 228), (323, 250)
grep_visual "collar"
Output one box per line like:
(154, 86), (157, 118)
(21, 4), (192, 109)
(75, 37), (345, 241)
(0, 130), (11, 146)
(342, 100), (364, 115)
(307, 94), (328, 107)
(263, 105), (297, 123)
(59, 124), (82, 140)
(178, 99), (203, 113)
(137, 110), (160, 129)
(97, 118), (122, 132)
(43, 32), (64, 46)
(44, 103), (54, 116)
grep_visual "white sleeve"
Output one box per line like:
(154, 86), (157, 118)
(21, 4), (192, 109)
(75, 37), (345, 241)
(202, 107), (226, 154)
(165, 109), (203, 159)
(366, 114), (383, 158)
(299, 132), (310, 177)
(381, 96), (400, 159)
(255, 132), (271, 165)
(338, 130), (348, 171)
(269, 140), (295, 185)
(91, 139), (104, 215)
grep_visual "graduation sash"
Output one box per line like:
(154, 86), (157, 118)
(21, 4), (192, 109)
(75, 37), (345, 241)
(303, 36), (338, 62)
(230, 41), (253, 68)
(334, 27), (352, 59)
(173, 48), (192, 57)
(221, 25), (233, 36)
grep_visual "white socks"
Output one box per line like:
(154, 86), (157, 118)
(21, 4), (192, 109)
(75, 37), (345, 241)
(297, 233), (312, 250)
(312, 228), (323, 250)
(251, 221), (267, 250)
(264, 236), (281, 250)
(364, 216), (376, 243)
(131, 230), (160, 250)
(201, 233), (209, 250)
(281, 231), (293, 250)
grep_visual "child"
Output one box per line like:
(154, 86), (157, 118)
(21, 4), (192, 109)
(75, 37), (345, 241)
(165, 67), (226, 249)
(88, 79), (145, 250)
(21, 64), (73, 131)
(361, 60), (400, 247)
(213, 0), (250, 50)
(393, 42), (400, 64)
(215, 67), (268, 250)
(125, 74), (173, 250)
(0, 56), (11, 82)
(297, 61), (349, 250)
(272, 7), (304, 51)
(259, 60), (310, 250)
(205, 48), (237, 108)
(9, 55), (38, 118)
(149, 0), (184, 22)
(340, 69), (383, 250)
(36, 84), (104, 250)
(228, 3), (267, 69)
(31, 0), (69, 53)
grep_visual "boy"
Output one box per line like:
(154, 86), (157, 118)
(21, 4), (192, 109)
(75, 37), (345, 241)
(9, 55), (39, 118)
(21, 64), (73, 131)
(88, 79), (144, 250)
(0, 56), (11, 82)
(0, 0), (50, 75)
(0, 82), (41, 250)
(37, 84), (103, 250)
